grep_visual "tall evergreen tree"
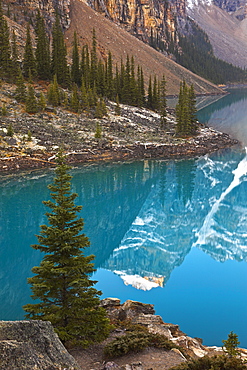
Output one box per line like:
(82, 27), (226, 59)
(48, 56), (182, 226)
(175, 80), (197, 136)
(80, 79), (89, 110)
(159, 75), (167, 128)
(136, 65), (145, 107)
(11, 30), (19, 79)
(152, 75), (158, 111)
(51, 13), (70, 87)
(70, 84), (80, 112)
(90, 28), (97, 88)
(0, 0), (12, 79)
(15, 67), (27, 102)
(106, 51), (113, 100)
(35, 13), (51, 81)
(80, 44), (90, 89)
(25, 84), (38, 113)
(23, 152), (111, 347)
(23, 23), (36, 79)
(188, 84), (197, 133)
(130, 56), (137, 105)
(47, 74), (60, 106)
(97, 59), (105, 96)
(71, 31), (81, 86)
(147, 76), (153, 110)
(122, 55), (131, 104)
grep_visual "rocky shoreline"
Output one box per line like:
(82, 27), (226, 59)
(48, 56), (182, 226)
(0, 103), (238, 174)
(1, 299), (247, 369)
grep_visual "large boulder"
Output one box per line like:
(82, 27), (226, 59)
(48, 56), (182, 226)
(0, 320), (78, 369)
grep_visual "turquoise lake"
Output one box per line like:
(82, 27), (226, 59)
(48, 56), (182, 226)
(0, 88), (247, 348)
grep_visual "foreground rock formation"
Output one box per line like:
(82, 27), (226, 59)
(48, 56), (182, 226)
(1, 300), (247, 369)
(0, 320), (78, 369)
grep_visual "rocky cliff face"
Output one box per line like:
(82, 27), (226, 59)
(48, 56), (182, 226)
(87, 0), (186, 50)
(2, 0), (71, 31)
(213, 0), (247, 19)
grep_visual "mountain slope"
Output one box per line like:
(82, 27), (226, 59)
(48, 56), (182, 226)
(64, 0), (223, 95)
(187, 2), (247, 68)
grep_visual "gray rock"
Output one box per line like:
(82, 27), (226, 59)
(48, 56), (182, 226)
(0, 320), (79, 369)
(102, 361), (121, 369)
(5, 137), (17, 145)
(100, 298), (121, 307)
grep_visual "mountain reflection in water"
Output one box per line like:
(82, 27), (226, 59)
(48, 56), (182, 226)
(0, 88), (247, 347)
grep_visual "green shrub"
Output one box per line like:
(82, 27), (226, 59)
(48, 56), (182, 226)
(170, 355), (247, 370)
(222, 331), (240, 358)
(104, 330), (176, 358)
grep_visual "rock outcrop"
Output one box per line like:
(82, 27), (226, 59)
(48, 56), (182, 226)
(0, 320), (79, 369)
(100, 298), (247, 360)
(88, 0), (182, 47)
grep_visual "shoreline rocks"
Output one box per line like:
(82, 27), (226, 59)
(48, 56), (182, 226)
(0, 85), (239, 174)
(0, 125), (238, 174)
(1, 300), (247, 369)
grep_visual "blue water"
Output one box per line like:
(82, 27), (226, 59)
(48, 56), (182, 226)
(0, 88), (247, 348)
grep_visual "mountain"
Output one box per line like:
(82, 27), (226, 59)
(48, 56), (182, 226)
(64, 0), (223, 94)
(187, 0), (247, 68)
(2, 0), (227, 95)
(2, 0), (246, 91)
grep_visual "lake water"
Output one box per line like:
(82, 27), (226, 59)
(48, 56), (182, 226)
(0, 89), (247, 348)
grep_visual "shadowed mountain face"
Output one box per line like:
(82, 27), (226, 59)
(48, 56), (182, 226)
(187, 1), (247, 68)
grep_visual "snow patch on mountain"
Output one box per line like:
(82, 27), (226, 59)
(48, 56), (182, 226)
(187, 0), (212, 9)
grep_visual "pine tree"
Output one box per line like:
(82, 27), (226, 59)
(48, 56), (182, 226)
(115, 94), (121, 115)
(25, 84), (38, 113)
(71, 31), (81, 86)
(15, 68), (27, 102)
(90, 28), (97, 88)
(175, 81), (197, 137)
(23, 151), (111, 347)
(35, 13), (51, 81)
(80, 45), (90, 89)
(130, 56), (137, 105)
(114, 65), (120, 101)
(122, 55), (131, 104)
(0, 0), (12, 79)
(188, 84), (197, 134)
(97, 59), (105, 96)
(51, 13), (70, 88)
(1, 103), (7, 116)
(23, 23), (36, 79)
(80, 79), (89, 110)
(94, 99), (103, 118)
(95, 122), (102, 138)
(106, 51), (113, 100)
(11, 30), (19, 79)
(7, 123), (13, 136)
(136, 65), (145, 107)
(159, 75), (167, 128)
(39, 92), (46, 111)
(27, 130), (32, 141)
(47, 74), (60, 106)
(147, 76), (153, 110)
(152, 75), (158, 111)
(175, 82), (183, 135)
(70, 84), (79, 113)
(222, 332), (240, 358)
